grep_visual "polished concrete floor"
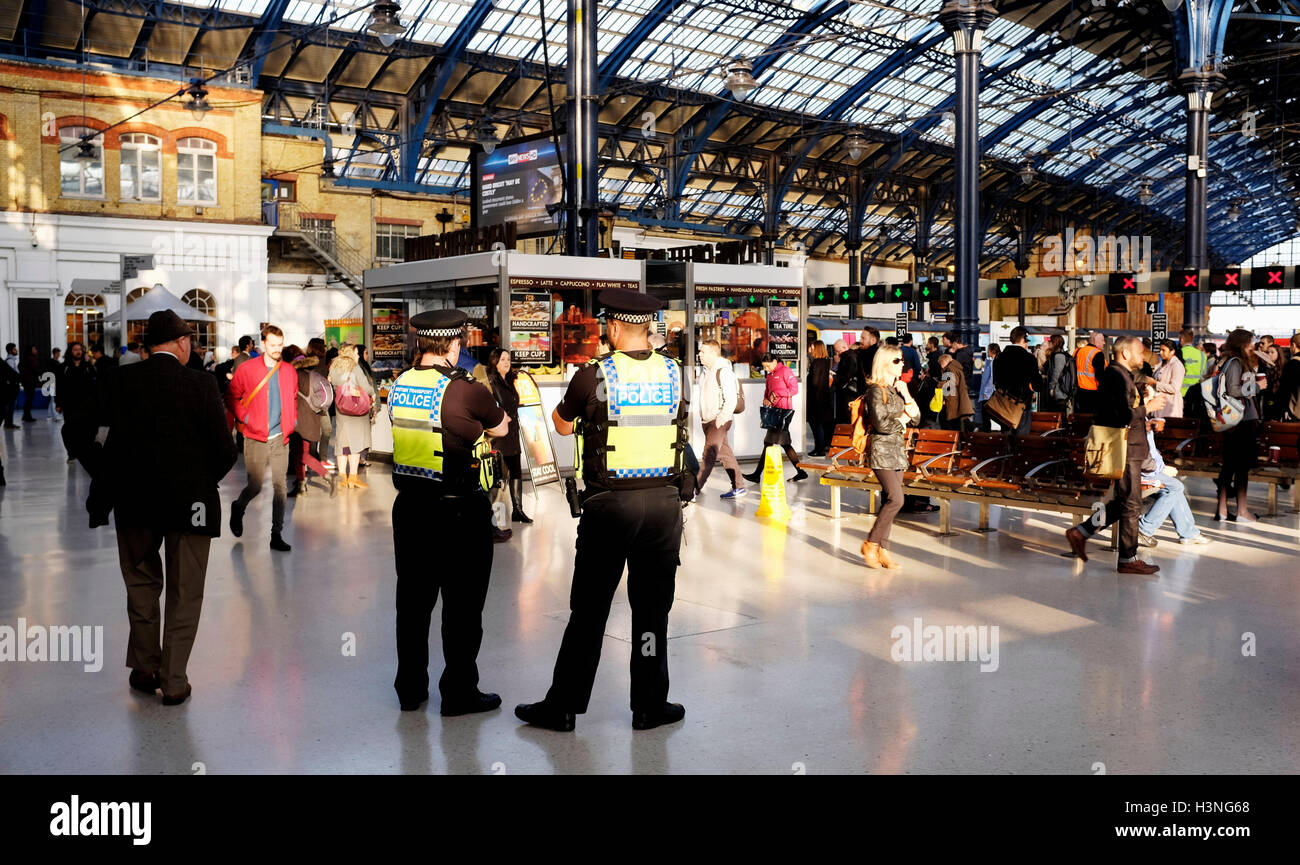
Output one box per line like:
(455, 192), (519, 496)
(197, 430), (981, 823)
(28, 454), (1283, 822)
(1, 415), (1298, 775)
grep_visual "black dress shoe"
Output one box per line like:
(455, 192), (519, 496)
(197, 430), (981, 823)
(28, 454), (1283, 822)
(399, 693), (429, 712)
(788, 469), (809, 482)
(129, 669), (160, 694)
(741, 469), (763, 484)
(632, 702), (685, 730)
(161, 684), (192, 706)
(441, 691), (502, 716)
(229, 503), (245, 537)
(514, 701), (576, 731)
(270, 533), (291, 552)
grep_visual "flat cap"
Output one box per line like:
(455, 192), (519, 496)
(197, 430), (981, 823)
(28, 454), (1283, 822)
(410, 309), (468, 338)
(596, 288), (662, 325)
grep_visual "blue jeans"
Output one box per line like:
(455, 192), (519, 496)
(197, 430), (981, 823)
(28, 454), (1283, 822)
(1138, 473), (1200, 540)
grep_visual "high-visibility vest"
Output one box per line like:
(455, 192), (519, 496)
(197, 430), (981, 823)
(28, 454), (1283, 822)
(576, 351), (685, 485)
(388, 366), (493, 492)
(1179, 345), (1205, 396)
(1073, 345), (1101, 391)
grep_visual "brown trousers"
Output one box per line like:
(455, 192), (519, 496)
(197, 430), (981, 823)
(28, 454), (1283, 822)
(116, 525), (211, 693)
(698, 419), (742, 490)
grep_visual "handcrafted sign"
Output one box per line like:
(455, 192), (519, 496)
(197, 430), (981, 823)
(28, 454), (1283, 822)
(509, 292), (552, 363)
(370, 303), (408, 375)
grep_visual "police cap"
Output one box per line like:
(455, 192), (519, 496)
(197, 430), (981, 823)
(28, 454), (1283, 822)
(410, 309), (468, 338)
(596, 288), (662, 325)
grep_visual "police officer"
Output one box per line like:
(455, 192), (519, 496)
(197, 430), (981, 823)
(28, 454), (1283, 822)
(390, 309), (509, 713)
(516, 288), (692, 732)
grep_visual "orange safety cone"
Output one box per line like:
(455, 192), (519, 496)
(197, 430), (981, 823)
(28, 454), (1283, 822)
(754, 444), (792, 521)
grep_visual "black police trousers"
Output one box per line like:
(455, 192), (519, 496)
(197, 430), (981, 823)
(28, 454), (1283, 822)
(545, 485), (683, 714)
(392, 488), (493, 704)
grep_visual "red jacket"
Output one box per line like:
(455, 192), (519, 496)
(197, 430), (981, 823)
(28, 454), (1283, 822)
(226, 357), (297, 441)
(764, 361), (800, 410)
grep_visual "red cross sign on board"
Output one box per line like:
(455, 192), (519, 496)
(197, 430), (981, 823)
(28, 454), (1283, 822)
(1184, 274), (1198, 289)
(1124, 276), (1135, 290)
(1269, 270), (1282, 285)
(1225, 272), (1239, 286)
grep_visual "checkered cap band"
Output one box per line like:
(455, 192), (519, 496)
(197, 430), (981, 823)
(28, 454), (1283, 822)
(606, 312), (654, 324)
(416, 327), (464, 337)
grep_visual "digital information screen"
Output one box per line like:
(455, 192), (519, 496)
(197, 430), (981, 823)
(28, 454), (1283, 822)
(473, 133), (566, 239)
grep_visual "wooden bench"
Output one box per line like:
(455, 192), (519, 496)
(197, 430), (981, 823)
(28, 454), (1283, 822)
(1030, 411), (1063, 435)
(1158, 418), (1297, 515)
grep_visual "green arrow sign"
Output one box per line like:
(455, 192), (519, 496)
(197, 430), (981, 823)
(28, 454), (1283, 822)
(999, 283), (1009, 294)
(922, 286), (931, 297)
(816, 290), (826, 302)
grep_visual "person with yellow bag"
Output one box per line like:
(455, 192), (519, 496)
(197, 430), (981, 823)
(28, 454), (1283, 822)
(1065, 337), (1166, 575)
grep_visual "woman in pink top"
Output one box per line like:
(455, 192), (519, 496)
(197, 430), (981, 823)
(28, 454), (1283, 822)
(742, 353), (807, 483)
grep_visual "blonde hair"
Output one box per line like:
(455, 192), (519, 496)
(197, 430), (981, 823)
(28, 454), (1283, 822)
(329, 343), (359, 383)
(868, 344), (903, 387)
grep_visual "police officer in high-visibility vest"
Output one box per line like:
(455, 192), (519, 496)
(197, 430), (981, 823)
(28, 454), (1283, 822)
(516, 288), (692, 732)
(1178, 328), (1206, 396)
(1072, 331), (1106, 415)
(390, 309), (509, 713)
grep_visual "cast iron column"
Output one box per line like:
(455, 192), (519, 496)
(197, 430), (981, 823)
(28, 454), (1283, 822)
(1178, 69), (1223, 334)
(566, 0), (599, 256)
(940, 0), (997, 347)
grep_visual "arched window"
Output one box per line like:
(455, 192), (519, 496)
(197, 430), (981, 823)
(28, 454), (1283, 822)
(59, 125), (104, 197)
(176, 137), (217, 204)
(64, 293), (105, 347)
(182, 289), (217, 352)
(120, 133), (161, 201)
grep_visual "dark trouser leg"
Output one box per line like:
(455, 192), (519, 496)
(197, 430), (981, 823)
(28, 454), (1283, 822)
(22, 386), (35, 419)
(1012, 402), (1033, 437)
(697, 421), (719, 488)
(867, 468), (905, 548)
(235, 437), (267, 512)
(115, 524), (165, 674)
(1080, 461), (1142, 560)
(289, 433), (304, 482)
(436, 493), (493, 699)
(159, 532), (211, 694)
(393, 491), (439, 702)
(267, 436), (288, 532)
(779, 428), (799, 464)
(545, 496), (630, 714)
(626, 488), (683, 712)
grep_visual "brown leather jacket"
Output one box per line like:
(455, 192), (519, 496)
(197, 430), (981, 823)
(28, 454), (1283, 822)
(865, 384), (911, 470)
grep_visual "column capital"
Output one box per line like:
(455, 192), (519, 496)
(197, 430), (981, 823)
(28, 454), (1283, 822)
(1176, 68), (1227, 111)
(939, 0), (998, 51)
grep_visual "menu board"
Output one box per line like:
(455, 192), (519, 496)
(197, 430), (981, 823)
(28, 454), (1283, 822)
(324, 318), (364, 351)
(370, 303), (408, 376)
(513, 371), (559, 486)
(766, 299), (799, 362)
(509, 292), (553, 363)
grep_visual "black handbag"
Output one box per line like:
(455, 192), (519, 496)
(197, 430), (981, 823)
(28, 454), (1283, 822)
(759, 406), (793, 431)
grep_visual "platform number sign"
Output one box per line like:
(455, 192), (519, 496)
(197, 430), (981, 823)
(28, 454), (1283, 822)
(894, 312), (908, 339)
(1145, 301), (1158, 315)
(1151, 313), (1167, 345)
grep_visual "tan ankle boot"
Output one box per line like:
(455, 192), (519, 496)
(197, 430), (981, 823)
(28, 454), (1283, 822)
(860, 541), (882, 569)
(877, 546), (901, 570)
(350, 473), (368, 489)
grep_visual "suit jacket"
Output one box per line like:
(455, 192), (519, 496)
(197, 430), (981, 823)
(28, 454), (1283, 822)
(88, 353), (237, 536)
(1093, 362), (1149, 463)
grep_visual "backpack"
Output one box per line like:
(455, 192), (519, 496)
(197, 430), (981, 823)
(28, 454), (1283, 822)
(1049, 351), (1075, 401)
(1200, 358), (1253, 432)
(302, 370), (332, 413)
(849, 394), (872, 460)
(716, 366), (745, 414)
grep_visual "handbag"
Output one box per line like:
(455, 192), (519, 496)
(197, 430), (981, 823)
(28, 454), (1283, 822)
(1084, 424), (1128, 480)
(929, 386), (944, 414)
(759, 405), (793, 431)
(984, 389), (1025, 429)
(334, 371), (373, 417)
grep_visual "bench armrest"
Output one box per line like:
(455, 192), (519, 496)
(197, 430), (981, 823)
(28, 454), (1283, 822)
(918, 449), (963, 479)
(1040, 428), (1071, 437)
(1024, 458), (1071, 482)
(970, 453), (1015, 484)
(1175, 435), (1207, 457)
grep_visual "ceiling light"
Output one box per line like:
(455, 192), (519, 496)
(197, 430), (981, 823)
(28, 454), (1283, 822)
(183, 80), (210, 122)
(1227, 201), (1242, 222)
(321, 159), (336, 180)
(1138, 181), (1154, 205)
(843, 129), (867, 161)
(724, 57), (757, 100)
(476, 117), (499, 155)
(74, 137), (98, 162)
(368, 2), (406, 48)
(1018, 160), (1036, 184)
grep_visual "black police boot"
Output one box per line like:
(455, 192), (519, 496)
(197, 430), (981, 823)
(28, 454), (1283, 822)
(510, 479), (532, 523)
(515, 701), (576, 732)
(632, 702), (686, 731)
(441, 691), (502, 717)
(270, 532), (291, 552)
(229, 502), (245, 537)
(399, 693), (429, 712)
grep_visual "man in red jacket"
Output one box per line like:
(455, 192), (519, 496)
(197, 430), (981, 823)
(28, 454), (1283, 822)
(226, 324), (298, 552)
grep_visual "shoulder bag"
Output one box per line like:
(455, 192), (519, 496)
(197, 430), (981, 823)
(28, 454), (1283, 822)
(1084, 424), (1127, 480)
(984, 389), (1025, 430)
(335, 369), (373, 417)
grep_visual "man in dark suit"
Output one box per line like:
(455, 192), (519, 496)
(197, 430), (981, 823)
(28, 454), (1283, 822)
(88, 310), (237, 706)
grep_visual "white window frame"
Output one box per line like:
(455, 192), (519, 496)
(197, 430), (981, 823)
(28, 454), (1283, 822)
(119, 133), (162, 202)
(176, 137), (218, 205)
(375, 223), (422, 263)
(59, 126), (105, 199)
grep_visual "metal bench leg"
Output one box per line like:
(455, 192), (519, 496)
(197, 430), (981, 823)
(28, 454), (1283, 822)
(868, 490), (878, 516)
(1267, 483), (1277, 517)
(830, 485), (841, 520)
(1110, 527), (1118, 550)
(974, 501), (996, 533)
(1292, 482), (1299, 514)
(937, 498), (955, 536)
